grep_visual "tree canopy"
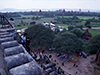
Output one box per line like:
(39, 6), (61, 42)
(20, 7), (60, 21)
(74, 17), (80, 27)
(53, 32), (83, 54)
(70, 28), (83, 38)
(25, 24), (55, 47)
(87, 34), (100, 54)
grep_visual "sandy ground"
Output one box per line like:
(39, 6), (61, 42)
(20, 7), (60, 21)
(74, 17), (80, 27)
(41, 50), (100, 75)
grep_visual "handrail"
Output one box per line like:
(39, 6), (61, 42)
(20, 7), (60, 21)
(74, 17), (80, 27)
(0, 14), (13, 28)
(3, 15), (13, 28)
(16, 33), (37, 59)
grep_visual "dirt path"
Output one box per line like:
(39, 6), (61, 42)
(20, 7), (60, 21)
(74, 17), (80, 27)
(21, 27), (28, 33)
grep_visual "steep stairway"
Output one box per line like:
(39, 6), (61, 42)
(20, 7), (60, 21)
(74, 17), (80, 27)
(0, 25), (43, 75)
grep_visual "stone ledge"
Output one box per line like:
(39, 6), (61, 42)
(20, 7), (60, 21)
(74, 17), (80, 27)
(9, 61), (43, 75)
(0, 37), (14, 43)
(4, 53), (30, 70)
(4, 45), (24, 57)
(1, 41), (19, 50)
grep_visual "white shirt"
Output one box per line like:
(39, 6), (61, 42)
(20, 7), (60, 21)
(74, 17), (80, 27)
(21, 35), (26, 43)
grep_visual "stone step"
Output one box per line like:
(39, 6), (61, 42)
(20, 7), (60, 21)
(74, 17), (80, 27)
(4, 53), (30, 70)
(0, 32), (9, 35)
(0, 25), (10, 28)
(9, 61), (43, 75)
(0, 34), (13, 38)
(1, 40), (19, 50)
(0, 37), (14, 43)
(0, 28), (16, 33)
(4, 45), (24, 57)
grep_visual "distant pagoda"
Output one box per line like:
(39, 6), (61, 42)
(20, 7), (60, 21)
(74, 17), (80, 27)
(81, 29), (92, 40)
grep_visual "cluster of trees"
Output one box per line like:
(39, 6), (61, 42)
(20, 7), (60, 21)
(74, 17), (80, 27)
(25, 24), (100, 55)
(86, 34), (100, 54)
(25, 24), (83, 55)
(25, 24), (55, 48)
(55, 16), (82, 24)
(2, 10), (100, 18)
(3, 12), (21, 18)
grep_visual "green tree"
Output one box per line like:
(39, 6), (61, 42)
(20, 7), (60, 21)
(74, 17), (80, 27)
(68, 26), (74, 31)
(25, 24), (55, 48)
(87, 34), (100, 54)
(85, 20), (91, 28)
(30, 21), (36, 25)
(70, 28), (83, 38)
(53, 32), (83, 55)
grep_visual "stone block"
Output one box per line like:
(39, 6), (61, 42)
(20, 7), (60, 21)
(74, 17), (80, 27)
(0, 37), (14, 43)
(0, 34), (12, 38)
(49, 71), (58, 75)
(43, 62), (56, 70)
(9, 61), (43, 75)
(4, 45), (24, 57)
(4, 53), (30, 70)
(1, 41), (19, 50)
(45, 68), (52, 74)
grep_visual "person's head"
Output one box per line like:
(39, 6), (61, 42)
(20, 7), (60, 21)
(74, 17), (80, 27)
(24, 33), (27, 36)
(10, 18), (14, 21)
(58, 66), (61, 69)
(26, 36), (30, 39)
(49, 55), (52, 58)
(42, 50), (44, 54)
(54, 60), (56, 62)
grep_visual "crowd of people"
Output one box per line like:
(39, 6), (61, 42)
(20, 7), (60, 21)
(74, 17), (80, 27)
(33, 47), (65, 75)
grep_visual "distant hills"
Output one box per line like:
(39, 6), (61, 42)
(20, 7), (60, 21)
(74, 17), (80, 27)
(0, 8), (100, 12)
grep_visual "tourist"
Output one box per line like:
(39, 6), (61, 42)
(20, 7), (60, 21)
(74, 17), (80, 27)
(51, 57), (53, 61)
(54, 60), (56, 63)
(94, 67), (96, 71)
(61, 71), (64, 75)
(76, 63), (78, 67)
(21, 33), (27, 47)
(45, 54), (50, 64)
(73, 62), (76, 66)
(75, 72), (77, 75)
(62, 62), (64, 66)
(60, 71), (65, 75)
(26, 36), (30, 46)
(57, 60), (59, 65)
(40, 50), (45, 67)
(57, 67), (61, 74)
(26, 36), (30, 53)
(9, 18), (15, 28)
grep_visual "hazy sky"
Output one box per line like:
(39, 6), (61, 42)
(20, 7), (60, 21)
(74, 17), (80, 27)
(0, 0), (100, 10)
